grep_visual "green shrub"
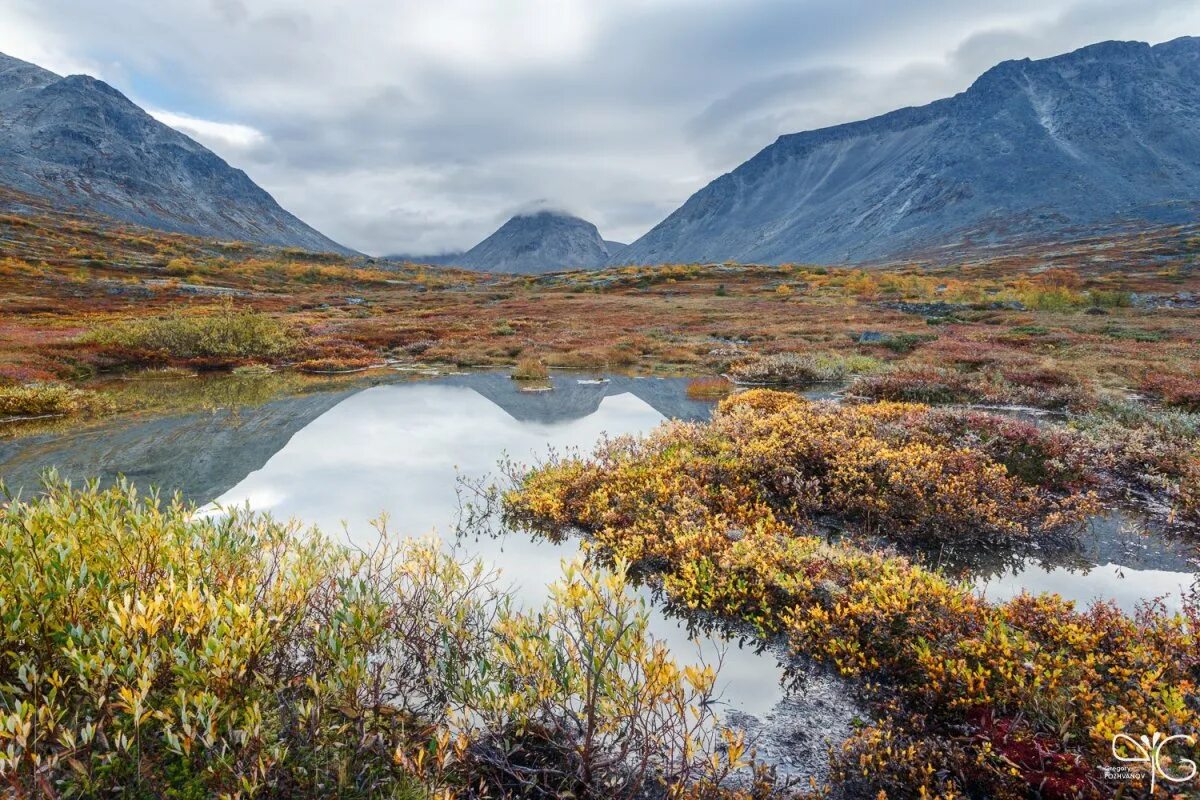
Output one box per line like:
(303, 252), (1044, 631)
(1018, 286), (1087, 311)
(1008, 324), (1049, 336)
(881, 333), (937, 354)
(89, 302), (295, 360)
(1105, 327), (1164, 342)
(0, 384), (112, 419)
(1087, 289), (1133, 308)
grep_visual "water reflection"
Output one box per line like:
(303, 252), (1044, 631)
(4, 370), (1195, 620)
(904, 510), (1199, 613)
(204, 374), (857, 779)
(972, 513), (1197, 613)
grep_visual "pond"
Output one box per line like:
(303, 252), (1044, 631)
(2, 370), (1197, 777)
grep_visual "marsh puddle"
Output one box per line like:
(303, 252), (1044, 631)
(971, 511), (1198, 613)
(194, 373), (856, 777)
(2, 371), (1196, 775)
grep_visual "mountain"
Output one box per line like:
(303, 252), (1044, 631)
(449, 211), (618, 273)
(383, 251), (465, 266)
(0, 52), (351, 254)
(436, 372), (715, 424)
(619, 37), (1200, 266)
(603, 240), (628, 258)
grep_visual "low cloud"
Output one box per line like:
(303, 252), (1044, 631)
(147, 109), (266, 151)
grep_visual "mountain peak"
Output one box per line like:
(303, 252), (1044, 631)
(618, 37), (1200, 266)
(0, 51), (59, 94)
(454, 210), (614, 273)
(0, 51), (351, 254)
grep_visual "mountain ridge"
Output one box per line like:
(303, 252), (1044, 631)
(0, 52), (352, 254)
(617, 37), (1200, 266)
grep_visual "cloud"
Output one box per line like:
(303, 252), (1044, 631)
(147, 109), (266, 151)
(2, 0), (1199, 255)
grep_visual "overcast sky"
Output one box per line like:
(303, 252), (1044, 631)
(1, 0), (1197, 255)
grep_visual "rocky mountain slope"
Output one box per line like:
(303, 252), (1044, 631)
(0, 52), (350, 254)
(619, 37), (1200, 266)
(449, 211), (619, 273)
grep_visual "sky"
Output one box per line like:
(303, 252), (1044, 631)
(1, 0), (1198, 256)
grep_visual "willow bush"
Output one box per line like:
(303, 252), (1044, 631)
(457, 560), (749, 798)
(0, 478), (751, 799)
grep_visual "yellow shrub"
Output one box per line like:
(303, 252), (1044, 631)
(504, 395), (1199, 797)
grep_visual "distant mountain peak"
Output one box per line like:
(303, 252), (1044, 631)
(452, 210), (617, 273)
(618, 37), (1200, 266)
(0, 51), (351, 254)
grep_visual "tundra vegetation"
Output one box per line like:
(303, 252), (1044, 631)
(504, 391), (1200, 799)
(0, 478), (756, 799)
(1, 187), (1200, 797)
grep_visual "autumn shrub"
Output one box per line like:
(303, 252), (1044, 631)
(1018, 284), (1088, 311)
(544, 349), (610, 370)
(1180, 461), (1200, 521)
(88, 301), (295, 363)
(0, 478), (498, 797)
(296, 355), (380, 373)
(456, 560), (749, 799)
(853, 365), (1092, 410)
(727, 351), (878, 386)
(0, 384), (113, 420)
(512, 391), (1092, 549)
(852, 365), (982, 404)
(503, 392), (1200, 798)
(0, 478), (751, 799)
(686, 376), (734, 400)
(512, 355), (550, 380)
(1142, 372), (1200, 411)
(909, 408), (1097, 491)
(925, 339), (1026, 370)
(1071, 401), (1200, 520)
